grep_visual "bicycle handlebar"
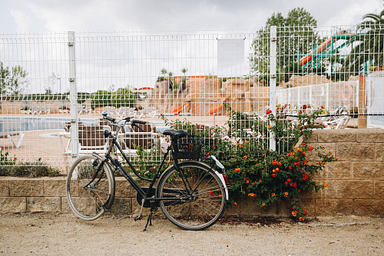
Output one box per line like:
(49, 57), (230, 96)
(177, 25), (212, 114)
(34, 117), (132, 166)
(102, 112), (147, 131)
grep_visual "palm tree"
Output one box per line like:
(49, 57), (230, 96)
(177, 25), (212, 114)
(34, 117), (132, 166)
(343, 10), (384, 74)
(181, 68), (188, 83)
(160, 68), (168, 81)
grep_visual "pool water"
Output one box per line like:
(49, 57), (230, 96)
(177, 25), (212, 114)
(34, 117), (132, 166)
(0, 117), (167, 133)
(0, 117), (95, 133)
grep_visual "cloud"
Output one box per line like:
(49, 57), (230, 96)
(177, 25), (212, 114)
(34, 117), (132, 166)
(7, 0), (384, 33)
(10, 9), (33, 31)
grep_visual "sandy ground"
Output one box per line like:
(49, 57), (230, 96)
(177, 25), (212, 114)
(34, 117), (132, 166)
(0, 213), (383, 255)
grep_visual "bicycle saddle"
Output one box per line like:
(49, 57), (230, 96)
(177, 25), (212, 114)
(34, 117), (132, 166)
(163, 129), (188, 139)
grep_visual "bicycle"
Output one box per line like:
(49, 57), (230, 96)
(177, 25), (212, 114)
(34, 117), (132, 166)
(66, 113), (229, 231)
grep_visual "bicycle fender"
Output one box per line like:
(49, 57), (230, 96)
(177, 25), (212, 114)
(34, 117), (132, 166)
(214, 171), (229, 201)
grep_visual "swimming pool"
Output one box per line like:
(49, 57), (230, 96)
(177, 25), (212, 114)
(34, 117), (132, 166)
(0, 117), (167, 133)
(0, 117), (96, 133)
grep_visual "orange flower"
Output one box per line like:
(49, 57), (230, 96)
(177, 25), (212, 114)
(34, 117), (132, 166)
(261, 203), (266, 207)
(244, 140), (249, 144)
(235, 168), (241, 172)
(212, 144), (215, 148)
(268, 124), (272, 129)
(233, 202), (237, 206)
(248, 193), (256, 197)
(299, 217), (304, 221)
(308, 146), (313, 151)
(271, 173), (276, 178)
(168, 160), (172, 164)
(291, 211), (297, 217)
(272, 193), (275, 196)
(324, 182), (329, 187)
(261, 154), (265, 157)
(243, 155), (247, 160)
(284, 192), (288, 197)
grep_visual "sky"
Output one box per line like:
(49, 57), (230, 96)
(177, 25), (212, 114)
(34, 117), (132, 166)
(0, 0), (383, 94)
(0, 0), (383, 33)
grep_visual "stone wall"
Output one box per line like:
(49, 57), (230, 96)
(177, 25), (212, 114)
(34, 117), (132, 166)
(1, 128), (384, 218)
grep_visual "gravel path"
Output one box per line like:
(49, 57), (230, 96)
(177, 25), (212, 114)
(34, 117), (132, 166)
(1, 214), (383, 255)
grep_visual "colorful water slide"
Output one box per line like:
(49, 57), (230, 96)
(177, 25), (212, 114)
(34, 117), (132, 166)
(299, 31), (355, 67)
(172, 103), (190, 116)
(208, 97), (227, 116)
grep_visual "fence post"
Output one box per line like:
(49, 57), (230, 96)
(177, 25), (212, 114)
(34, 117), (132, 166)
(68, 31), (79, 161)
(358, 75), (367, 128)
(270, 26), (277, 151)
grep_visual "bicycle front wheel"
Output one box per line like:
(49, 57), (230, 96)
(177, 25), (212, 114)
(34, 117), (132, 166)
(157, 161), (226, 230)
(66, 155), (115, 221)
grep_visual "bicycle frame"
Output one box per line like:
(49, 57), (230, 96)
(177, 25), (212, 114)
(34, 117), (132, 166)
(95, 124), (190, 205)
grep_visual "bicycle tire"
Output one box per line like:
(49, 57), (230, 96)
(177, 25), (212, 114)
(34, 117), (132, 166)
(66, 155), (115, 221)
(157, 161), (226, 230)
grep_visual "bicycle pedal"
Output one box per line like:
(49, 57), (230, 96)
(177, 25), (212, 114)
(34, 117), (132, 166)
(134, 215), (143, 221)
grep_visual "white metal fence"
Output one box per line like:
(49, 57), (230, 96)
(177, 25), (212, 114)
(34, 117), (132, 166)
(1, 25), (384, 171)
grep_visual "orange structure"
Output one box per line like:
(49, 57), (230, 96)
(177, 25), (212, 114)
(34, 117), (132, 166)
(172, 103), (190, 116)
(208, 97), (227, 116)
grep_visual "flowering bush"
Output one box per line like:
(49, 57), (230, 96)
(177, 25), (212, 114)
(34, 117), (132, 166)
(225, 106), (336, 221)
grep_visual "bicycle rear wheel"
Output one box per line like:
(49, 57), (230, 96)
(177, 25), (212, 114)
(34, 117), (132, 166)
(157, 161), (226, 230)
(66, 155), (115, 221)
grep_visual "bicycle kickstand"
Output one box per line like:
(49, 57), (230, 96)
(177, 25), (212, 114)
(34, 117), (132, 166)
(143, 208), (154, 232)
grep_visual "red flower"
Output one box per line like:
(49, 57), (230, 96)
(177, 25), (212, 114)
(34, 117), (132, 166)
(293, 182), (297, 188)
(294, 162), (300, 166)
(302, 173), (309, 181)
(266, 109), (272, 115)
(271, 173), (276, 178)
(287, 179), (291, 182)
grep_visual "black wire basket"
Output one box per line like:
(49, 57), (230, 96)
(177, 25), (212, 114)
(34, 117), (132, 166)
(172, 136), (202, 159)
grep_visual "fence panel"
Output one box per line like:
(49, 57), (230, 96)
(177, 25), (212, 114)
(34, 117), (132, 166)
(1, 24), (384, 172)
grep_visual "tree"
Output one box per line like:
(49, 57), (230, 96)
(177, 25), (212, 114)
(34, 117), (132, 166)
(45, 72), (59, 93)
(161, 68), (168, 80)
(0, 62), (29, 95)
(181, 68), (188, 83)
(249, 8), (320, 84)
(343, 10), (384, 74)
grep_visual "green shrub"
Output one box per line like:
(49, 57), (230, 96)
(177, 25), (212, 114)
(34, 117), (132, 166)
(0, 148), (60, 177)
